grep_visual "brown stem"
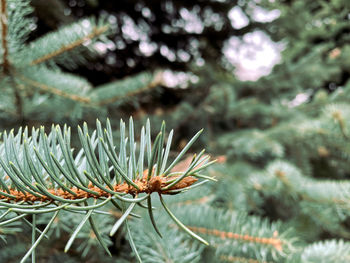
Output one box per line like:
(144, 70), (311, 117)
(188, 226), (283, 251)
(0, 175), (197, 203)
(1, 0), (9, 73)
(13, 84), (23, 119)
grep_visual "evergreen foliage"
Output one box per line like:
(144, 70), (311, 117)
(0, 0), (161, 123)
(42, 0), (259, 76)
(0, 118), (213, 262)
(1, 0), (350, 262)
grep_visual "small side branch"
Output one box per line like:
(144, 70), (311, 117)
(188, 226), (283, 251)
(30, 26), (108, 66)
(96, 71), (164, 106)
(273, 169), (349, 207)
(1, 0), (9, 72)
(17, 74), (91, 103)
(332, 110), (349, 139)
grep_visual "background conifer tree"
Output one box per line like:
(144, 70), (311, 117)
(1, 0), (350, 262)
(0, 0), (161, 126)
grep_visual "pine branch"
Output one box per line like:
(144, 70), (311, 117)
(2, 175), (198, 202)
(260, 161), (350, 209)
(15, 70), (162, 108)
(0, 118), (213, 262)
(30, 25), (108, 66)
(14, 16), (109, 69)
(92, 71), (163, 106)
(168, 205), (296, 261)
(187, 226), (283, 251)
(16, 72), (91, 103)
(287, 239), (350, 263)
(250, 161), (350, 238)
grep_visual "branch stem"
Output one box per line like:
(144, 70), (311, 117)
(1, 0), (9, 73)
(0, 175), (198, 203)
